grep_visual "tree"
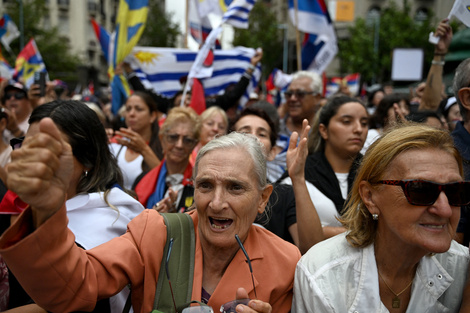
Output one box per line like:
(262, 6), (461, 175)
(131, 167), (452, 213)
(5, 0), (81, 82)
(232, 1), (283, 78)
(337, 1), (437, 85)
(139, 0), (181, 48)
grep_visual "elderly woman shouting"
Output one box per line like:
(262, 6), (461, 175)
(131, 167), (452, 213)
(293, 123), (470, 312)
(0, 122), (300, 313)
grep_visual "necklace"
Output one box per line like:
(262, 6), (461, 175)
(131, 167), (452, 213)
(378, 271), (413, 309)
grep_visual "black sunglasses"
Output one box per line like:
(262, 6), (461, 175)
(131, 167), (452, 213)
(284, 90), (314, 99)
(165, 133), (197, 147)
(377, 179), (470, 206)
(5, 93), (26, 100)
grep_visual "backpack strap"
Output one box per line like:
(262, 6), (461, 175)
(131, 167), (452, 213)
(152, 213), (196, 313)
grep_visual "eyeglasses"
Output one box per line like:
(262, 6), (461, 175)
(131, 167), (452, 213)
(284, 90), (315, 99)
(165, 133), (197, 147)
(165, 234), (257, 313)
(10, 136), (24, 150)
(218, 234), (257, 313)
(5, 93), (26, 100)
(377, 179), (470, 206)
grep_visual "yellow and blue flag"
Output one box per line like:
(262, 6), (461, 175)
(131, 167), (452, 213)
(13, 38), (47, 87)
(109, 0), (149, 114)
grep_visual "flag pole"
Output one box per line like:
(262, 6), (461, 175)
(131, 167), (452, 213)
(184, 0), (189, 48)
(294, 0), (302, 71)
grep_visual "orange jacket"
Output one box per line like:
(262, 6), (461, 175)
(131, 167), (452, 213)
(0, 206), (300, 313)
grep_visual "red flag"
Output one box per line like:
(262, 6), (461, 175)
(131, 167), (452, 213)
(189, 78), (206, 115)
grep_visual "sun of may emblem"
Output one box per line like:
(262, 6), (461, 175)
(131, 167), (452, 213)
(134, 51), (160, 65)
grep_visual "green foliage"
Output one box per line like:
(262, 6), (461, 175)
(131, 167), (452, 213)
(5, 0), (81, 82)
(232, 1), (283, 77)
(139, 0), (181, 47)
(338, 1), (436, 84)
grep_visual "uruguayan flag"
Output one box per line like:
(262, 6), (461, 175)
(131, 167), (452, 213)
(126, 46), (260, 107)
(222, 0), (256, 29)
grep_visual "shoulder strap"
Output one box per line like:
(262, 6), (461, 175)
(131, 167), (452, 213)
(152, 213), (196, 313)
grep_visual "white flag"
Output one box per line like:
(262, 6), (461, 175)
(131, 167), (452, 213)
(449, 0), (470, 27)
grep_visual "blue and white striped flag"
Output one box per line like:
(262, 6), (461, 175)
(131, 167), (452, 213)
(222, 0), (256, 29)
(126, 46), (261, 107)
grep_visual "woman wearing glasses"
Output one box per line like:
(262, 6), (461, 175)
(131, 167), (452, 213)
(0, 128), (300, 313)
(134, 106), (199, 212)
(109, 91), (163, 189)
(292, 124), (469, 312)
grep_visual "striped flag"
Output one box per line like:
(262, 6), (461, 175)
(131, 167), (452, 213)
(13, 38), (48, 88)
(222, 0), (256, 29)
(126, 46), (261, 107)
(91, 18), (110, 62)
(289, 0), (337, 73)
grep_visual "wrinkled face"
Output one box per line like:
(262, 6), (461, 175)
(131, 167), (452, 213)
(367, 148), (461, 256)
(161, 121), (197, 165)
(5, 89), (30, 121)
(285, 77), (321, 122)
(124, 95), (156, 132)
(234, 115), (272, 154)
(199, 113), (227, 146)
(194, 148), (271, 251)
(320, 102), (368, 158)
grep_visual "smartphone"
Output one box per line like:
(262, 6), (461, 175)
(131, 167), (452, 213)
(34, 72), (46, 97)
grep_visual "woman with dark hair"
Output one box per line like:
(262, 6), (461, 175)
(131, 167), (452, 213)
(282, 95), (368, 239)
(1, 100), (144, 313)
(110, 91), (163, 189)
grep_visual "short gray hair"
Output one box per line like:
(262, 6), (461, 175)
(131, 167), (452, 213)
(291, 70), (323, 95)
(452, 58), (470, 122)
(193, 132), (267, 189)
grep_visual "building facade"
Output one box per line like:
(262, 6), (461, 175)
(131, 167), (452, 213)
(0, 0), (459, 87)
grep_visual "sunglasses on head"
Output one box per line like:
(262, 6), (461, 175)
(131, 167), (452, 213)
(5, 93), (26, 100)
(284, 90), (314, 99)
(377, 179), (470, 206)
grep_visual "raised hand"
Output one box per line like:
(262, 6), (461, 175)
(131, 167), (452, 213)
(6, 118), (73, 228)
(286, 119), (310, 181)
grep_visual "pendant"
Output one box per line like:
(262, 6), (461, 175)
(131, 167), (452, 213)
(392, 296), (400, 309)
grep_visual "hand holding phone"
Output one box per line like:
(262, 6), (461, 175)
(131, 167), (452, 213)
(34, 72), (46, 97)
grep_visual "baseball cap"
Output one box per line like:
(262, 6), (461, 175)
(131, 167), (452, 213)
(4, 82), (28, 99)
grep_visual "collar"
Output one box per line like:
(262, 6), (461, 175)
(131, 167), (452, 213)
(351, 244), (453, 312)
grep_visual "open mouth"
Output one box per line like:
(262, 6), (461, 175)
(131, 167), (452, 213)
(422, 224), (444, 229)
(209, 217), (233, 230)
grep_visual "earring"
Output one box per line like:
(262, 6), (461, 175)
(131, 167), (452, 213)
(84, 170), (88, 177)
(372, 213), (378, 220)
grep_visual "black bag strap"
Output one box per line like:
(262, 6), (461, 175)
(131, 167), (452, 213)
(152, 213), (196, 313)
(122, 213), (196, 313)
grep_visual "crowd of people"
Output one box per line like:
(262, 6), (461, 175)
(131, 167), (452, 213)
(0, 18), (468, 313)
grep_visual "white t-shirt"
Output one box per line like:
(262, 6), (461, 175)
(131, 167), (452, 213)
(109, 143), (144, 189)
(282, 173), (348, 228)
